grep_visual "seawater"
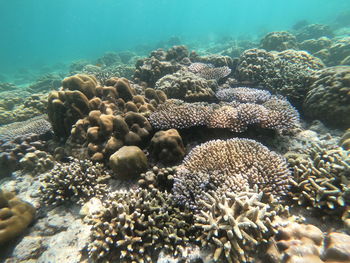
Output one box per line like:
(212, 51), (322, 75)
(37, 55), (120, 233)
(0, 0), (349, 82)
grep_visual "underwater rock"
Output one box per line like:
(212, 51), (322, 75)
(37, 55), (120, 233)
(109, 145), (148, 179)
(150, 129), (185, 164)
(260, 31), (299, 51)
(0, 190), (36, 244)
(172, 138), (291, 210)
(303, 66), (350, 128)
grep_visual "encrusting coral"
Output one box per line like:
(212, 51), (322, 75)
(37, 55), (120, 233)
(0, 190), (36, 244)
(40, 158), (111, 205)
(286, 143), (350, 215)
(172, 138), (291, 210)
(195, 187), (278, 263)
(87, 188), (195, 262)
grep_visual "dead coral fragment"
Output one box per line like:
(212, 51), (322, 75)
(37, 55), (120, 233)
(40, 158), (110, 205)
(0, 190), (36, 244)
(87, 188), (195, 262)
(173, 139), (291, 210)
(195, 188), (277, 263)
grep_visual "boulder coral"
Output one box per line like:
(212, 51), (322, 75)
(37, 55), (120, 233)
(0, 190), (36, 244)
(260, 31), (298, 51)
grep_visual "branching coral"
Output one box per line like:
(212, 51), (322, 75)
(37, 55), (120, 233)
(172, 139), (291, 210)
(287, 143), (350, 213)
(195, 188), (277, 263)
(216, 87), (272, 104)
(40, 158), (111, 205)
(188, 62), (231, 81)
(87, 188), (195, 262)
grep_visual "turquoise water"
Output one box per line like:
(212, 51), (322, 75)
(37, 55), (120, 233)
(0, 0), (349, 79)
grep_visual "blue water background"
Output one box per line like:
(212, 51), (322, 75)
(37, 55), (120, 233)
(0, 0), (349, 81)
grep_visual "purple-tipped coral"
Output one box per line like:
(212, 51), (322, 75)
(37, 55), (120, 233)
(188, 62), (231, 80)
(172, 138), (291, 210)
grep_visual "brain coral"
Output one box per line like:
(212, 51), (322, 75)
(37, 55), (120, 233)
(172, 138), (291, 210)
(155, 70), (218, 102)
(303, 66), (350, 128)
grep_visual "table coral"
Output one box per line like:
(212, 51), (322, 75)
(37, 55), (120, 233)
(0, 190), (36, 244)
(172, 138), (291, 210)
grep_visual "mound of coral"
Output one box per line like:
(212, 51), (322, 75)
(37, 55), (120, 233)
(172, 138), (291, 210)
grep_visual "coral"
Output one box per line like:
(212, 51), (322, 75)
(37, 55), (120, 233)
(149, 129), (185, 164)
(287, 143), (350, 213)
(95, 51), (122, 67)
(0, 190), (36, 244)
(188, 63), (231, 81)
(40, 158), (111, 205)
(260, 31), (298, 51)
(19, 150), (54, 175)
(172, 139), (291, 210)
(236, 48), (324, 107)
(28, 73), (62, 92)
(299, 37), (332, 54)
(195, 188), (277, 263)
(216, 87), (272, 103)
(149, 99), (212, 129)
(327, 37), (350, 66)
(264, 222), (350, 263)
(155, 70), (218, 102)
(134, 47), (187, 87)
(295, 24), (334, 41)
(138, 166), (176, 192)
(149, 96), (300, 133)
(189, 53), (235, 68)
(0, 115), (52, 143)
(340, 128), (350, 150)
(109, 146), (148, 179)
(303, 66), (350, 128)
(87, 188), (195, 262)
(62, 74), (97, 99)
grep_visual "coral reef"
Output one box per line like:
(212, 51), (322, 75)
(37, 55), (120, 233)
(149, 129), (185, 164)
(303, 66), (350, 128)
(40, 158), (110, 205)
(216, 87), (272, 103)
(188, 62), (231, 81)
(172, 139), (291, 210)
(0, 190), (36, 244)
(155, 70), (218, 102)
(260, 31), (298, 51)
(287, 143), (350, 214)
(195, 188), (277, 263)
(236, 48), (324, 106)
(19, 150), (54, 175)
(299, 37), (332, 54)
(109, 146), (148, 179)
(340, 128), (350, 150)
(295, 24), (334, 41)
(138, 166), (176, 192)
(264, 222), (350, 262)
(28, 73), (62, 92)
(87, 188), (195, 262)
(149, 96), (300, 133)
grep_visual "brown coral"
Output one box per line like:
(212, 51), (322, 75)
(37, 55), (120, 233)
(0, 190), (36, 244)
(260, 31), (298, 51)
(340, 128), (350, 150)
(172, 139), (291, 210)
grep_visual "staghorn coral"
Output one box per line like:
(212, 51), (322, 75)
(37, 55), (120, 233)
(303, 66), (350, 128)
(172, 139), (291, 210)
(287, 143), (350, 213)
(87, 188), (195, 262)
(149, 129), (185, 164)
(236, 48), (324, 107)
(155, 70), (218, 102)
(0, 115), (52, 143)
(0, 190), (36, 244)
(195, 188), (278, 263)
(216, 87), (272, 104)
(188, 62), (231, 81)
(260, 31), (298, 51)
(40, 158), (111, 205)
(149, 96), (300, 133)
